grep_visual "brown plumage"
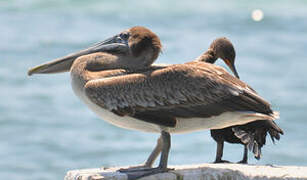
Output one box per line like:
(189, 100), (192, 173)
(129, 26), (162, 63)
(85, 61), (276, 129)
(197, 37), (283, 163)
(28, 27), (279, 179)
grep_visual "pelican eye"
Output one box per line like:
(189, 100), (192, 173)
(120, 33), (129, 40)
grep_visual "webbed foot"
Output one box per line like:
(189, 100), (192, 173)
(124, 167), (173, 180)
(213, 159), (231, 163)
(237, 159), (248, 164)
(118, 164), (151, 173)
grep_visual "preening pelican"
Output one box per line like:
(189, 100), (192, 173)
(28, 26), (279, 179)
(197, 37), (283, 163)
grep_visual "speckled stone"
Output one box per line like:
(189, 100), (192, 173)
(64, 163), (307, 180)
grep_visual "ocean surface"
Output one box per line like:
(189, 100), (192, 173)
(1, 0), (307, 179)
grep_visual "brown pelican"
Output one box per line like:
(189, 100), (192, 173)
(197, 37), (283, 163)
(28, 26), (279, 179)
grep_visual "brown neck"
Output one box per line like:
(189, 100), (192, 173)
(195, 49), (217, 64)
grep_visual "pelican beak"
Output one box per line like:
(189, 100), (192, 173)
(223, 59), (240, 79)
(28, 35), (129, 76)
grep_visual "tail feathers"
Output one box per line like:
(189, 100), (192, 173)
(270, 111), (280, 120)
(233, 127), (261, 159)
(252, 142), (261, 160)
(267, 120), (284, 144)
(232, 119), (283, 160)
(268, 120), (284, 134)
(232, 127), (251, 144)
(269, 130), (279, 143)
(241, 111), (280, 123)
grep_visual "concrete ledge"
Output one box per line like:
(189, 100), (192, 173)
(65, 163), (307, 180)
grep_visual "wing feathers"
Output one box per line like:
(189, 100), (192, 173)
(85, 62), (277, 127)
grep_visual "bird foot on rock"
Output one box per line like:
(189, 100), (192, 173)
(118, 164), (151, 173)
(213, 159), (231, 163)
(237, 160), (248, 164)
(119, 167), (173, 180)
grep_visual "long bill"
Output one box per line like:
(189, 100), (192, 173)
(223, 59), (240, 79)
(28, 35), (128, 76)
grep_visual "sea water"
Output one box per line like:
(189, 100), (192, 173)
(1, 0), (307, 179)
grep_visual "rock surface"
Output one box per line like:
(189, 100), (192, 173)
(65, 163), (307, 180)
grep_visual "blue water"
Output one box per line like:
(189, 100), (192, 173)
(1, 0), (307, 179)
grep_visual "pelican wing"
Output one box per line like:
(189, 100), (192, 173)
(84, 62), (273, 127)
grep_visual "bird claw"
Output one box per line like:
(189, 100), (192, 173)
(213, 159), (231, 163)
(118, 164), (151, 173)
(119, 167), (172, 180)
(237, 160), (247, 164)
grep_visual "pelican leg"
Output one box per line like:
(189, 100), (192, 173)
(144, 136), (163, 167)
(157, 131), (171, 169)
(119, 135), (162, 172)
(122, 131), (173, 180)
(213, 141), (230, 163)
(238, 145), (248, 164)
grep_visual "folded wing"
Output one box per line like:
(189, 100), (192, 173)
(85, 62), (276, 127)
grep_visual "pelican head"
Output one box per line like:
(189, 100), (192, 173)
(200, 37), (239, 79)
(210, 37), (238, 78)
(28, 26), (162, 76)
